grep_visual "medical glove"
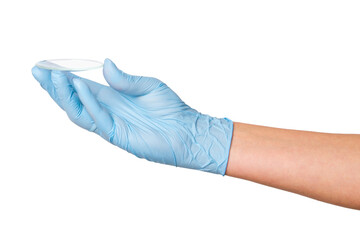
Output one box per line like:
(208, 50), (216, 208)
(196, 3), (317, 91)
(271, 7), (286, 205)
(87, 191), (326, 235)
(31, 59), (233, 175)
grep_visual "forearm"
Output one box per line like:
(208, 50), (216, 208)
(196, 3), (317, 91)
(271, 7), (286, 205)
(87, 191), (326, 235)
(226, 122), (360, 209)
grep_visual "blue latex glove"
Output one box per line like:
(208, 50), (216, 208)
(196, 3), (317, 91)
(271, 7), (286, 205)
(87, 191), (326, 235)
(31, 59), (233, 175)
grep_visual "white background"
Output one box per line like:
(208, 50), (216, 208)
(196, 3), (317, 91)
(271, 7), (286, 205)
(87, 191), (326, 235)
(0, 0), (359, 239)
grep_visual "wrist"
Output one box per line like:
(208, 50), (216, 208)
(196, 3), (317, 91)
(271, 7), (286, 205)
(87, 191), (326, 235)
(225, 122), (242, 177)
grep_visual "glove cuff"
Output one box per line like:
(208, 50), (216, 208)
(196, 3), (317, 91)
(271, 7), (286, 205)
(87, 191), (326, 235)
(189, 114), (234, 175)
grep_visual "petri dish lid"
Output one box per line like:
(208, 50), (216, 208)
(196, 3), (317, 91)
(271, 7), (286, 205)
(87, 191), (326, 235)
(36, 59), (103, 72)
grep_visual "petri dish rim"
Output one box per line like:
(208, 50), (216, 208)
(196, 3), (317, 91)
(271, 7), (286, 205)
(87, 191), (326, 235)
(35, 58), (104, 72)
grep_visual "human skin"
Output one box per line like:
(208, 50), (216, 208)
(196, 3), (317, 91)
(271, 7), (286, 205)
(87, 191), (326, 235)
(226, 122), (360, 210)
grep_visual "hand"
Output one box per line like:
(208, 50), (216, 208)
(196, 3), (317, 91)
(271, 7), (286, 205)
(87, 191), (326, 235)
(31, 59), (233, 174)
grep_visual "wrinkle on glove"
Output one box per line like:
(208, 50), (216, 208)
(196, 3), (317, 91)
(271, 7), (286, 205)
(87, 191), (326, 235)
(32, 59), (233, 175)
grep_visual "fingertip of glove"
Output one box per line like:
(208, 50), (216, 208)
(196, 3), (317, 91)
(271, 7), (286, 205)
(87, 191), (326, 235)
(104, 58), (118, 72)
(104, 58), (112, 64)
(51, 71), (67, 83)
(72, 77), (81, 86)
(31, 66), (47, 83)
(104, 58), (117, 66)
(31, 66), (39, 78)
(51, 71), (68, 89)
(73, 77), (86, 91)
(103, 58), (117, 81)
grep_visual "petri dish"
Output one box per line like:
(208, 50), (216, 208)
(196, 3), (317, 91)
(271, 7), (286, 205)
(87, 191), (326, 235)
(36, 59), (103, 72)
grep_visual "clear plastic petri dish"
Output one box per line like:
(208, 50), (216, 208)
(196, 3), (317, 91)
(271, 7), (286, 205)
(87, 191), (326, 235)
(35, 59), (103, 72)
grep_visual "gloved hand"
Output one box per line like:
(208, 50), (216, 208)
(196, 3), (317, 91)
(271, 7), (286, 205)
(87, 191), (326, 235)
(31, 59), (233, 175)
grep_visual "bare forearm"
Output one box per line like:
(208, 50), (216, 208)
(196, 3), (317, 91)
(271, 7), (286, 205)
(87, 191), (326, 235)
(226, 122), (360, 209)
